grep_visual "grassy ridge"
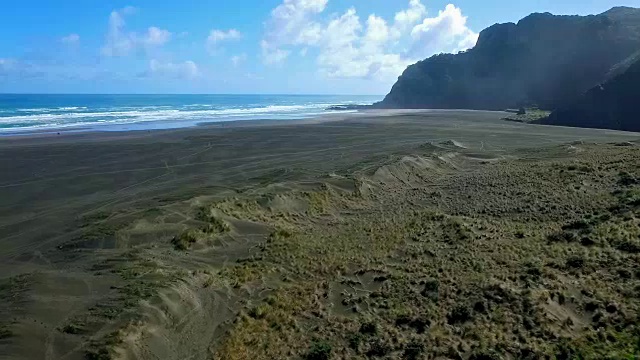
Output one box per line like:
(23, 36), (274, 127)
(210, 143), (640, 359)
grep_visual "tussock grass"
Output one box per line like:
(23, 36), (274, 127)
(212, 144), (640, 359)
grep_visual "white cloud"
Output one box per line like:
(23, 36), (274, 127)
(457, 30), (480, 51)
(365, 15), (391, 50)
(393, 0), (427, 33)
(231, 54), (247, 67)
(261, 0), (328, 63)
(101, 7), (172, 56)
(261, 0), (478, 81)
(61, 34), (80, 45)
(317, 9), (411, 80)
(409, 4), (478, 58)
(121, 6), (137, 15)
(147, 59), (199, 79)
(316, 7), (410, 80)
(261, 40), (291, 64)
(296, 22), (323, 45)
(207, 29), (242, 53)
(101, 8), (134, 56)
(143, 27), (171, 46)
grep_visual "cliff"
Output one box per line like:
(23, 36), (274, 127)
(540, 54), (640, 132)
(377, 7), (640, 111)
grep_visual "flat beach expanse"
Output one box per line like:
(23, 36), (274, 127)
(2, 110), (633, 257)
(1, 110), (639, 359)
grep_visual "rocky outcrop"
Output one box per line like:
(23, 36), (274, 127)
(540, 55), (640, 132)
(377, 7), (640, 111)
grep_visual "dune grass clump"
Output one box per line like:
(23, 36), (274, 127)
(196, 206), (231, 234)
(62, 323), (85, 335)
(306, 191), (331, 215)
(304, 341), (332, 360)
(268, 228), (293, 242)
(171, 229), (202, 250)
(85, 330), (124, 360)
(248, 304), (270, 320)
(442, 217), (473, 243)
(403, 341), (426, 360)
(202, 217), (230, 234)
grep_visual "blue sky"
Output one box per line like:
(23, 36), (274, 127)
(0, 0), (636, 95)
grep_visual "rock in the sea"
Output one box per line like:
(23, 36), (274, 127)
(325, 104), (371, 111)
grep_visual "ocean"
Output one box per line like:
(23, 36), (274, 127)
(0, 94), (382, 134)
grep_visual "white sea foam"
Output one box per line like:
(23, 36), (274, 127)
(0, 102), (353, 132)
(16, 106), (88, 112)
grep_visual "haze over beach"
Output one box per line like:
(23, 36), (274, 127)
(2, 1), (640, 360)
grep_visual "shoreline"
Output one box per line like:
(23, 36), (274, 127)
(0, 109), (474, 140)
(0, 110), (368, 139)
(1, 109), (639, 150)
(0, 94), (384, 137)
(5, 107), (637, 139)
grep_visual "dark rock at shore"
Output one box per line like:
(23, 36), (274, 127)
(376, 7), (640, 111)
(539, 55), (640, 132)
(325, 104), (371, 111)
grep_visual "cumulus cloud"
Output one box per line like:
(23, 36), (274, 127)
(261, 0), (478, 80)
(261, 40), (291, 65)
(393, 0), (427, 33)
(101, 8), (135, 56)
(316, 9), (411, 79)
(61, 34), (80, 45)
(261, 0), (328, 63)
(267, 0), (327, 45)
(101, 7), (172, 56)
(206, 29), (242, 53)
(143, 27), (171, 46)
(409, 4), (478, 58)
(145, 59), (199, 79)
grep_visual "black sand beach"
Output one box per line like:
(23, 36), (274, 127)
(1, 110), (639, 359)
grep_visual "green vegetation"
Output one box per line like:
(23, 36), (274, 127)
(171, 229), (202, 250)
(211, 143), (640, 359)
(543, 55), (640, 132)
(196, 206), (231, 233)
(503, 108), (551, 123)
(304, 341), (332, 360)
